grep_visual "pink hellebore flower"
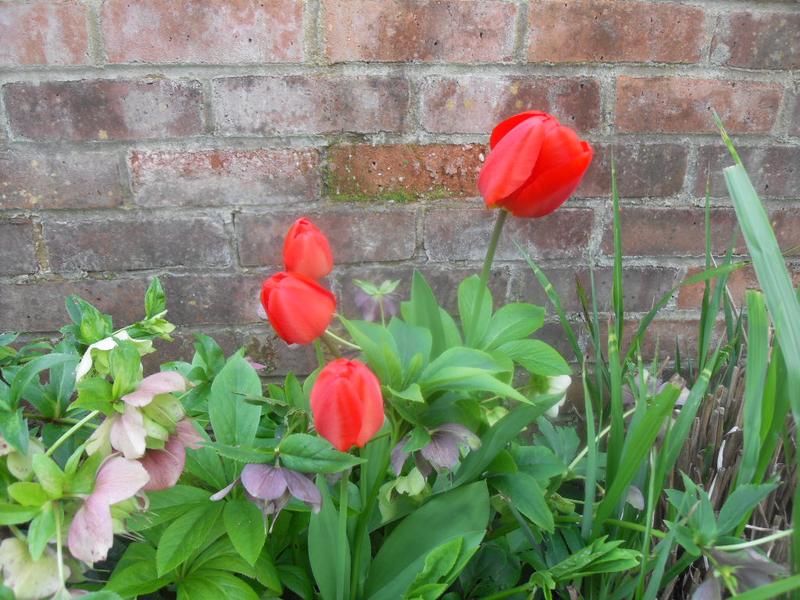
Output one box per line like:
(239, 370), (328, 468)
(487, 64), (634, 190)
(139, 419), (203, 491)
(68, 456), (149, 564)
(392, 423), (481, 476)
(94, 371), (187, 460)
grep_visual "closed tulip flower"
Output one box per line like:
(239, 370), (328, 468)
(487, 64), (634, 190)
(311, 359), (384, 452)
(283, 217), (334, 279)
(261, 272), (336, 345)
(477, 111), (593, 218)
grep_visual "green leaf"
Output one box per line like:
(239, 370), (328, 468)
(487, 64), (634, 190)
(279, 434), (364, 474)
(8, 353), (78, 409)
(401, 271), (447, 358)
(27, 502), (56, 561)
(492, 473), (554, 532)
(207, 442), (276, 464)
(388, 319), (432, 384)
(74, 377), (114, 414)
(109, 339), (143, 399)
(454, 400), (559, 487)
(0, 502), (40, 525)
(32, 454), (64, 498)
(7, 482), (49, 507)
(156, 501), (224, 576)
(279, 565), (315, 600)
(458, 275), (492, 347)
(482, 303), (544, 350)
(0, 408), (28, 453)
(127, 485), (211, 532)
(340, 318), (403, 388)
(194, 333), (226, 377)
(178, 571), (260, 600)
(208, 355), (262, 447)
(420, 366), (528, 403)
(731, 574), (800, 600)
(145, 277), (167, 319)
(223, 499), (266, 566)
(498, 339), (570, 376)
(364, 481), (490, 600)
(308, 478), (350, 600)
(717, 482), (778, 534)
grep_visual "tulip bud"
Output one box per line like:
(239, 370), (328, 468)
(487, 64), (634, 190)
(283, 217), (334, 279)
(311, 359), (384, 452)
(261, 272), (336, 345)
(478, 111), (593, 218)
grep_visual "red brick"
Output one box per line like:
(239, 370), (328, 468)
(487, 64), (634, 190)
(420, 76), (601, 134)
(695, 146), (799, 199)
(0, 146), (126, 210)
(424, 206), (594, 261)
(615, 77), (783, 134)
(236, 208), (417, 267)
(130, 148), (320, 207)
(677, 264), (800, 310)
(212, 76), (408, 135)
(0, 278), (149, 332)
(0, 1), (89, 66)
(0, 219), (38, 276)
(605, 207), (800, 257)
(514, 266), (680, 313)
(158, 273), (261, 326)
(324, 0), (517, 63)
(712, 12), (800, 69)
(43, 215), (232, 272)
(601, 207), (741, 257)
(579, 143), (687, 198)
(4, 79), (204, 141)
(791, 92), (800, 136)
(326, 144), (483, 200)
(622, 319), (710, 360)
(102, 0), (303, 64)
(529, 0), (705, 64)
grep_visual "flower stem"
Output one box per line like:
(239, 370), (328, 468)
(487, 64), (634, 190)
(470, 210), (508, 331)
(716, 528), (793, 551)
(45, 410), (99, 457)
(313, 339), (326, 369)
(54, 502), (65, 591)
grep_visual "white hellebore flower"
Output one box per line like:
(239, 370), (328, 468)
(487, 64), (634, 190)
(75, 331), (140, 382)
(544, 374), (572, 418)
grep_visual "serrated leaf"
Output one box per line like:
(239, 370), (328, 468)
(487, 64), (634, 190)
(223, 500), (266, 566)
(279, 434), (364, 474)
(156, 502), (224, 576)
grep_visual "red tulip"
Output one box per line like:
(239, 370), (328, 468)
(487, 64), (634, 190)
(261, 272), (336, 345)
(283, 217), (333, 279)
(477, 111), (593, 218)
(311, 359), (384, 452)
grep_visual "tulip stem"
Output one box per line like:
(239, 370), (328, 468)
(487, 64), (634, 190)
(325, 329), (360, 351)
(313, 339), (326, 368)
(45, 409), (99, 457)
(471, 210), (508, 332)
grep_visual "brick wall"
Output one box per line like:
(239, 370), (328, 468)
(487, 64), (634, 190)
(1, 0), (798, 373)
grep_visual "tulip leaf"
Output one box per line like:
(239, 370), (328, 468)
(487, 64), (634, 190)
(279, 434), (365, 474)
(340, 318), (403, 388)
(363, 481), (489, 600)
(309, 477), (350, 600)
(208, 355), (262, 447)
(401, 271), (448, 359)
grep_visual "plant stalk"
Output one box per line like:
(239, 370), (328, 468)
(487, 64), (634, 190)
(45, 410), (99, 457)
(470, 210), (508, 332)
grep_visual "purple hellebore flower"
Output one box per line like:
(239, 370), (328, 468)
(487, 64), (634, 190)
(391, 423), (481, 476)
(354, 289), (399, 323)
(210, 464), (322, 518)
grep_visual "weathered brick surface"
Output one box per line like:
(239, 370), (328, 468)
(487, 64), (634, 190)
(237, 208), (417, 267)
(602, 208), (800, 257)
(102, 0), (304, 64)
(212, 76), (409, 135)
(529, 1), (705, 64)
(579, 143), (687, 198)
(0, 219), (38, 276)
(514, 266), (680, 313)
(712, 12), (800, 70)
(695, 145), (799, 199)
(425, 207), (594, 262)
(43, 216), (232, 272)
(0, 278), (150, 332)
(678, 265), (800, 310)
(420, 76), (601, 134)
(4, 80), (205, 141)
(791, 93), (800, 136)
(326, 144), (483, 200)
(130, 148), (320, 207)
(0, 146), (126, 210)
(324, 0), (517, 63)
(615, 77), (783, 134)
(0, 1), (89, 66)
(159, 273), (262, 326)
